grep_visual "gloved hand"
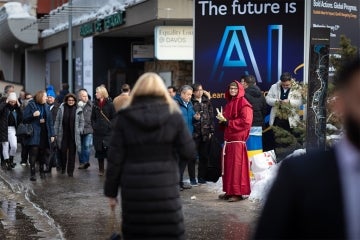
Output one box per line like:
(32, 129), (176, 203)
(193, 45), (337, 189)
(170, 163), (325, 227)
(216, 107), (227, 122)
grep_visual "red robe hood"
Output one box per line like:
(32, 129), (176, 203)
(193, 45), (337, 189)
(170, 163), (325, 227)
(225, 80), (245, 101)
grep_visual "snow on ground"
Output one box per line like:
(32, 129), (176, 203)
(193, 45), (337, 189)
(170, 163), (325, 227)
(248, 148), (306, 203)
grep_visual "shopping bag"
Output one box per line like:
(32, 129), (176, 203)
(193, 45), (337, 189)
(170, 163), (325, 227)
(205, 136), (222, 183)
(250, 150), (276, 181)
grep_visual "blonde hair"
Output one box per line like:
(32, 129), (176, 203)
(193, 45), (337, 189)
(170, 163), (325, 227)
(95, 85), (109, 99)
(34, 90), (46, 104)
(125, 72), (180, 113)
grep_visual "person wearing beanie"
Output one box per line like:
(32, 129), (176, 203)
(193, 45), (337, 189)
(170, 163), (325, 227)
(46, 89), (61, 171)
(46, 85), (57, 99)
(0, 92), (23, 170)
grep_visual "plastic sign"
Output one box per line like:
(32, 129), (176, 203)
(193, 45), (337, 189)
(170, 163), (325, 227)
(80, 11), (124, 37)
(154, 26), (193, 60)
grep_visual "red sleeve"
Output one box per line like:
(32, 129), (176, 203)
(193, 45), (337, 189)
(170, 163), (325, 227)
(227, 103), (253, 132)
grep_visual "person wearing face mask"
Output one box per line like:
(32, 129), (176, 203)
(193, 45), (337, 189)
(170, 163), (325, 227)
(0, 92), (22, 170)
(265, 72), (303, 132)
(254, 58), (360, 239)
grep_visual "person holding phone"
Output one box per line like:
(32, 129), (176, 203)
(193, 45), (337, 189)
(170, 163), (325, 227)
(191, 83), (215, 184)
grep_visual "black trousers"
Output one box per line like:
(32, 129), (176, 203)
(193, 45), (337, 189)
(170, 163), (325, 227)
(196, 139), (211, 181)
(61, 139), (76, 175)
(179, 156), (196, 186)
(21, 140), (30, 163)
(29, 146), (50, 175)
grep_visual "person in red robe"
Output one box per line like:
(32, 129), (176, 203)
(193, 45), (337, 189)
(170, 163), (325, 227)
(217, 81), (253, 202)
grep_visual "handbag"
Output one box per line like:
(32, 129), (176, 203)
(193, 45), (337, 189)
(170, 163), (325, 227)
(107, 208), (122, 240)
(16, 123), (34, 137)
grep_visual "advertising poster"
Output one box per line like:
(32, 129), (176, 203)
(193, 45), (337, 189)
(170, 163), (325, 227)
(194, 0), (306, 106)
(311, 0), (360, 76)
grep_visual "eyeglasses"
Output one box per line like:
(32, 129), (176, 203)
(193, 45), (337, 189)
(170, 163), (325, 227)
(67, 99), (75, 102)
(229, 88), (238, 90)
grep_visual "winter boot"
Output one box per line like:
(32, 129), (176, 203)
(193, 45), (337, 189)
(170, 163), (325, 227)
(39, 163), (45, 179)
(1, 159), (5, 169)
(30, 165), (36, 181)
(9, 156), (16, 168)
(29, 155), (36, 181)
(4, 159), (11, 170)
(98, 158), (104, 176)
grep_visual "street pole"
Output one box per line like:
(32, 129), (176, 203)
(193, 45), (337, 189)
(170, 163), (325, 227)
(68, 0), (73, 93)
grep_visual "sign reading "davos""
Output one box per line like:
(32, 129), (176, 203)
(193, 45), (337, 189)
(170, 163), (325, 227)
(154, 26), (193, 60)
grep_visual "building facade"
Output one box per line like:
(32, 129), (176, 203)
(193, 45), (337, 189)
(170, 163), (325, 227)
(0, 0), (193, 97)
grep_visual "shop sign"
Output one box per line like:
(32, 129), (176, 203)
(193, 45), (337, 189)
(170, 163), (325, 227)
(80, 11), (124, 37)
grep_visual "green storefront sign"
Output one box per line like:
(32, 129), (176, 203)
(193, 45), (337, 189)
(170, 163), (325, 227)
(80, 11), (125, 37)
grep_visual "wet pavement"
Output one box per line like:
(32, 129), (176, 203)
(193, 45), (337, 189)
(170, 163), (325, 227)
(0, 152), (261, 240)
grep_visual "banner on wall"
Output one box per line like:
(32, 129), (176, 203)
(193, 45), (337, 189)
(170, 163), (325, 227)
(311, 0), (360, 76)
(194, 0), (306, 104)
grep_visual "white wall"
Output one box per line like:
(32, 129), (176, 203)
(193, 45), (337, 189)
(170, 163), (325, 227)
(45, 48), (62, 93)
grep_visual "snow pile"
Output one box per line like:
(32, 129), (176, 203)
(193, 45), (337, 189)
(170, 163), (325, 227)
(249, 149), (306, 203)
(249, 164), (280, 202)
(283, 148), (306, 159)
(3, 2), (35, 19)
(326, 123), (338, 131)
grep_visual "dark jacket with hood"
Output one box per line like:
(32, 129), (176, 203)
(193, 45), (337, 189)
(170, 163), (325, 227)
(104, 97), (196, 240)
(0, 99), (23, 142)
(244, 85), (267, 127)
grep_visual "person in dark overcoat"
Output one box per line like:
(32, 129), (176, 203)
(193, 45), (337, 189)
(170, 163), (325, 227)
(91, 85), (115, 176)
(0, 92), (23, 169)
(54, 93), (84, 177)
(23, 90), (55, 181)
(104, 72), (196, 240)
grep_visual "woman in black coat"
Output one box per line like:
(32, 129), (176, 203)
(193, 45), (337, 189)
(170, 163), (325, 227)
(104, 72), (196, 240)
(0, 92), (23, 169)
(91, 85), (115, 176)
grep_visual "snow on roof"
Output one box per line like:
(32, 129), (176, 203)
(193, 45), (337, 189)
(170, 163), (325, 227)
(3, 2), (35, 20)
(41, 0), (146, 38)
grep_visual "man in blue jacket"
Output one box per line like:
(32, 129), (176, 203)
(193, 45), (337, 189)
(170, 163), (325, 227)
(174, 85), (200, 190)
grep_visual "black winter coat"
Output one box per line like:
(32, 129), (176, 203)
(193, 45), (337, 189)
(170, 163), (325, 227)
(0, 98), (23, 142)
(104, 97), (196, 240)
(91, 98), (115, 154)
(191, 95), (215, 142)
(244, 85), (267, 127)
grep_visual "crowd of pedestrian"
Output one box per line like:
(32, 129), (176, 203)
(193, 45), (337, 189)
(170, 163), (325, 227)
(0, 82), (117, 181)
(0, 69), (308, 239)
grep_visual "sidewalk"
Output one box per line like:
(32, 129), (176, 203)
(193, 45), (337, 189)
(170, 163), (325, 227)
(0, 151), (261, 240)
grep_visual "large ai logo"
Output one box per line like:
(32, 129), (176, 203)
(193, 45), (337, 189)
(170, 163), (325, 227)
(210, 25), (283, 83)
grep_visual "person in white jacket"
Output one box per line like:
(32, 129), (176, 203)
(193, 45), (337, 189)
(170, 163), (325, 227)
(265, 72), (302, 131)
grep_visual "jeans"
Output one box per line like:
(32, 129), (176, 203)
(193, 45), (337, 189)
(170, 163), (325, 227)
(79, 134), (92, 164)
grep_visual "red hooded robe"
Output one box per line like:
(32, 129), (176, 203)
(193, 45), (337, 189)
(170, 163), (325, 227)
(221, 81), (253, 195)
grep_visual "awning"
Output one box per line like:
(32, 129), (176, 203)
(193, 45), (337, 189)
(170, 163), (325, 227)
(0, 3), (38, 50)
